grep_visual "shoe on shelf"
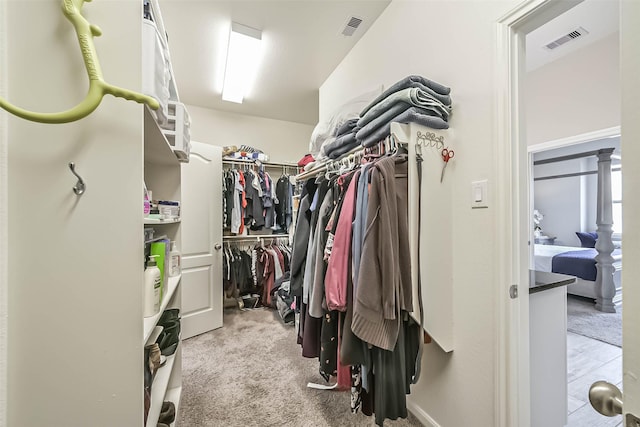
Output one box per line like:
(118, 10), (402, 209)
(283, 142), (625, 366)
(156, 309), (181, 356)
(158, 401), (176, 424)
(146, 343), (162, 377)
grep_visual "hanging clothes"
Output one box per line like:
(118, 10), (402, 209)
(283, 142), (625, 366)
(222, 240), (293, 308)
(275, 175), (294, 232)
(351, 155), (412, 352)
(290, 151), (421, 427)
(324, 171), (359, 312)
(223, 165), (298, 234)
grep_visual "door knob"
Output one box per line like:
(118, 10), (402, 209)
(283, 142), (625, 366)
(589, 381), (623, 417)
(214, 243), (222, 250)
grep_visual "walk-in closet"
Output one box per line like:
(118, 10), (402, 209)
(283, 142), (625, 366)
(3, 1), (638, 427)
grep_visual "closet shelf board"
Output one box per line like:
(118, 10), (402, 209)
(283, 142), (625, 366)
(143, 275), (181, 344)
(144, 106), (179, 166)
(145, 345), (180, 427)
(144, 218), (181, 225)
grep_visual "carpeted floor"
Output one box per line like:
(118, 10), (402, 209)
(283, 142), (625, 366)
(179, 308), (423, 426)
(567, 296), (622, 347)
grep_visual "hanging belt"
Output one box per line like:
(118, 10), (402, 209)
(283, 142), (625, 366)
(412, 145), (426, 384)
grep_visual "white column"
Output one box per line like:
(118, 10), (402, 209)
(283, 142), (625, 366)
(595, 148), (616, 312)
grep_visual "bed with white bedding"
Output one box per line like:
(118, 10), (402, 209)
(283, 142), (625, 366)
(532, 147), (622, 312)
(534, 244), (622, 310)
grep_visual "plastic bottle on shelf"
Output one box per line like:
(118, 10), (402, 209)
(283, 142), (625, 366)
(169, 241), (181, 277)
(144, 255), (161, 317)
(143, 183), (151, 217)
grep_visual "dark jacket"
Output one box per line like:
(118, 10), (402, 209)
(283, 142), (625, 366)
(290, 192), (312, 297)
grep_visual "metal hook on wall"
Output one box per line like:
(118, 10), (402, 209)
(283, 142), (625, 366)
(68, 162), (86, 195)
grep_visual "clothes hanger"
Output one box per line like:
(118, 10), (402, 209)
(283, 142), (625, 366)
(0, 0), (158, 124)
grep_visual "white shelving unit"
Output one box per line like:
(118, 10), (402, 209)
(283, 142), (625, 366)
(144, 217), (181, 225)
(144, 95), (183, 427)
(146, 344), (181, 427)
(143, 2), (184, 424)
(143, 275), (182, 344)
(6, 1), (185, 426)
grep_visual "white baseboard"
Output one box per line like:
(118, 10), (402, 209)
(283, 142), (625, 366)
(407, 397), (441, 427)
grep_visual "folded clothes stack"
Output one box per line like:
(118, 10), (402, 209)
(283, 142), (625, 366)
(325, 118), (360, 159)
(355, 75), (452, 148)
(297, 153), (315, 168)
(224, 145), (270, 163)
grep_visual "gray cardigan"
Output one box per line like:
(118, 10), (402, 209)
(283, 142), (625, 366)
(351, 155), (412, 351)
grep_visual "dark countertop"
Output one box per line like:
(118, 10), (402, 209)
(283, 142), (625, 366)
(529, 270), (576, 294)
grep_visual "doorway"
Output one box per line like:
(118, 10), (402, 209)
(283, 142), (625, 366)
(529, 131), (622, 426)
(494, 1), (638, 426)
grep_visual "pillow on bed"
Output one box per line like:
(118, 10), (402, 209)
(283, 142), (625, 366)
(576, 231), (598, 248)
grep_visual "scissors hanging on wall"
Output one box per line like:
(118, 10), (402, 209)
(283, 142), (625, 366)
(440, 148), (454, 183)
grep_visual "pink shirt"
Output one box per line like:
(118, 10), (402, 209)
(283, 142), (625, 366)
(325, 171), (359, 312)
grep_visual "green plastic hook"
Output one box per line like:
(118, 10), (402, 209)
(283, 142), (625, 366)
(0, 0), (159, 124)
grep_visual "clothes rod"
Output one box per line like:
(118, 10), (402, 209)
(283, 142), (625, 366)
(534, 166), (621, 182)
(223, 235), (290, 241)
(295, 145), (366, 181)
(222, 159), (299, 168)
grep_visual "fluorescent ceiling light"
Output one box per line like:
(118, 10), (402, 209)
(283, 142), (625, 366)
(222, 22), (263, 104)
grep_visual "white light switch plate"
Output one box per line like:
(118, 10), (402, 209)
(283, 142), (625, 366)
(471, 180), (488, 209)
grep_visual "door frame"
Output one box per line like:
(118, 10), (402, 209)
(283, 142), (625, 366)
(0, 0), (8, 424)
(494, 1), (584, 426)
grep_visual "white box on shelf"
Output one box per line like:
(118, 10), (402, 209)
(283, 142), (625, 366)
(161, 101), (191, 163)
(142, 18), (170, 124)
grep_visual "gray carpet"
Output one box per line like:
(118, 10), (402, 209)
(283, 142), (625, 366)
(179, 308), (423, 426)
(567, 296), (622, 347)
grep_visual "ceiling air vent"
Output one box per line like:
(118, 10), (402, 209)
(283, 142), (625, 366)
(341, 16), (363, 36)
(544, 26), (589, 50)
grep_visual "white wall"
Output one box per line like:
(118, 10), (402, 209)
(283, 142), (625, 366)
(532, 137), (621, 245)
(526, 32), (620, 146)
(0, 0), (7, 423)
(7, 1), (143, 425)
(186, 105), (313, 164)
(533, 159), (588, 245)
(320, 1), (521, 425)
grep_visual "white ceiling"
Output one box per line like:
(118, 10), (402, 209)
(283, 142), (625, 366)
(526, 0), (619, 71)
(159, 0), (617, 126)
(160, 1), (391, 125)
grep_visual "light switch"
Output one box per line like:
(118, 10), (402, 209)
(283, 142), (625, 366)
(474, 187), (482, 202)
(471, 180), (488, 209)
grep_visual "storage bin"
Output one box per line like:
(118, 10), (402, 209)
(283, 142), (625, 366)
(161, 101), (191, 163)
(142, 18), (171, 124)
(158, 201), (180, 219)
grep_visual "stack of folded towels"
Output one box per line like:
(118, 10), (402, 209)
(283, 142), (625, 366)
(356, 75), (452, 148)
(318, 75), (452, 158)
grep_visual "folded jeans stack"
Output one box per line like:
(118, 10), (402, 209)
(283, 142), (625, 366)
(355, 75), (452, 148)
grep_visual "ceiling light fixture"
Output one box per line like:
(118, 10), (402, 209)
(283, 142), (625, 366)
(222, 22), (263, 104)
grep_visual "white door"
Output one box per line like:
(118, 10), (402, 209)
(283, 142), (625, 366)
(619, 2), (640, 423)
(591, 3), (640, 424)
(180, 141), (223, 339)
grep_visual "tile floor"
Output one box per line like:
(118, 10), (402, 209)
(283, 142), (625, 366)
(566, 331), (623, 427)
